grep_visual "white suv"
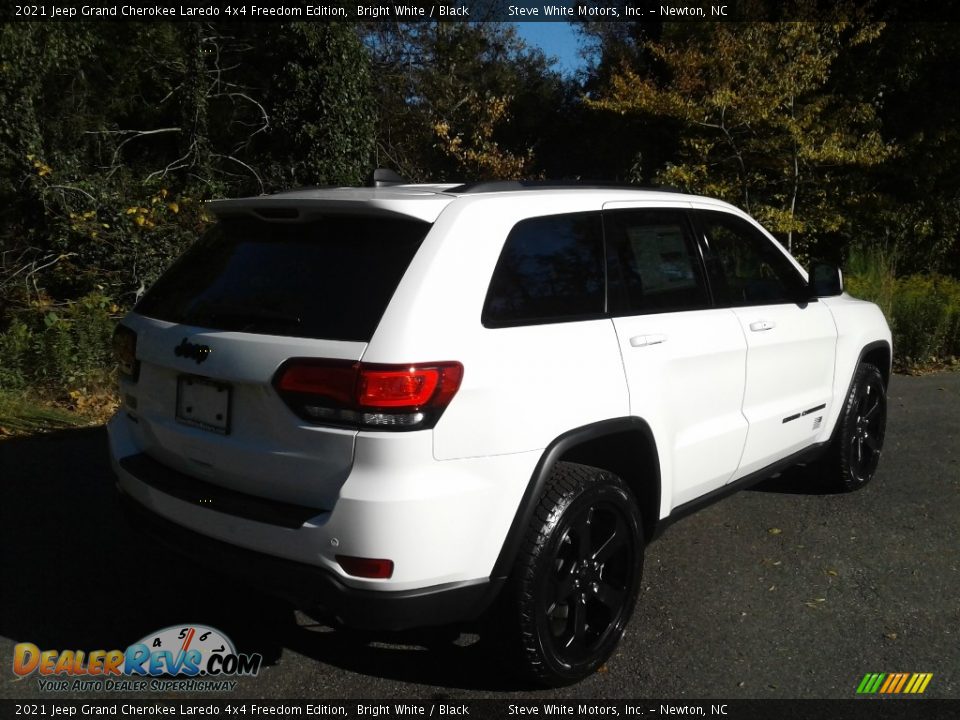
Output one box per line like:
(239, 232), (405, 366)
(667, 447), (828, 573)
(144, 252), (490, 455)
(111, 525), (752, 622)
(109, 178), (892, 685)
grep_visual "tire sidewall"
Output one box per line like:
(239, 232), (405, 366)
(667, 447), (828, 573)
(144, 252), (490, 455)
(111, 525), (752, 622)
(527, 476), (643, 683)
(839, 364), (887, 490)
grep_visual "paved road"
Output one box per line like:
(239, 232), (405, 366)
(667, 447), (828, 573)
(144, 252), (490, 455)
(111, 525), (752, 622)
(2, 373), (958, 700)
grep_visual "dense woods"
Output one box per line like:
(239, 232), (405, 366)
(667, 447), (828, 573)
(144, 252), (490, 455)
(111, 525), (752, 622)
(1, 19), (959, 405)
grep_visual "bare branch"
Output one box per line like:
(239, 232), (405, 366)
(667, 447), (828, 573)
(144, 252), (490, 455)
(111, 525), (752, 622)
(84, 128), (181, 137)
(109, 128), (182, 169)
(44, 185), (97, 204)
(213, 153), (264, 194)
(144, 139), (198, 184)
(221, 92), (270, 138)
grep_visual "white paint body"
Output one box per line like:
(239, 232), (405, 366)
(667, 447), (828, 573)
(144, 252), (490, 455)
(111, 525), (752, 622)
(109, 186), (892, 594)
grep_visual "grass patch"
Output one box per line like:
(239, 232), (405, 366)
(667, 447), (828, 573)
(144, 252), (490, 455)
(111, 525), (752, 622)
(846, 248), (960, 373)
(0, 390), (89, 437)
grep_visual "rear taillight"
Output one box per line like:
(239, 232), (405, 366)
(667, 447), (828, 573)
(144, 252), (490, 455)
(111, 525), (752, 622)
(273, 360), (463, 431)
(113, 324), (140, 381)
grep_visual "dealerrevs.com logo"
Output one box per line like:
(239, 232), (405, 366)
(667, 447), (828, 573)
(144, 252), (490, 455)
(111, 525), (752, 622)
(12, 624), (262, 692)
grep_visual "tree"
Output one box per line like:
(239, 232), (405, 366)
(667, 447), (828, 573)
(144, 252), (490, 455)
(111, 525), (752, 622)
(589, 17), (895, 258)
(0, 22), (377, 307)
(361, 22), (559, 181)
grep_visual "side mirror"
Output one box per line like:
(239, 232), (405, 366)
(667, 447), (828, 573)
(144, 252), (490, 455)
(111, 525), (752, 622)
(810, 262), (843, 297)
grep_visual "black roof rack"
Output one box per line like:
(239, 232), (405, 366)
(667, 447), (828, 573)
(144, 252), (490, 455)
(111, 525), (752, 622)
(447, 179), (683, 194)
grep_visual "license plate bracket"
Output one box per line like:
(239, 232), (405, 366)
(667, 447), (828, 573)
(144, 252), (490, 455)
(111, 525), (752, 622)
(176, 376), (231, 435)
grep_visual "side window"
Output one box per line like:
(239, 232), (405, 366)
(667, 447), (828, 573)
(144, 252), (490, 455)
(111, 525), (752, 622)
(482, 213), (605, 327)
(604, 209), (710, 314)
(697, 211), (806, 306)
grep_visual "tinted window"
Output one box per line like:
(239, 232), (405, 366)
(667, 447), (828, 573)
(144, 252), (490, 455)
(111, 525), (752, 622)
(135, 215), (429, 342)
(697, 211), (806, 306)
(605, 209), (709, 314)
(482, 213), (605, 327)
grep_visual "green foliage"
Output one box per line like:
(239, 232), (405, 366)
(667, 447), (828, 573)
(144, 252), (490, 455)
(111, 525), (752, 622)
(0, 292), (116, 392)
(889, 275), (960, 366)
(0, 22), (376, 308)
(845, 247), (898, 319)
(256, 24), (376, 187)
(588, 13), (894, 258)
(0, 23), (380, 393)
(362, 22), (559, 180)
(0, 319), (32, 389)
(847, 254), (960, 369)
(0, 390), (86, 436)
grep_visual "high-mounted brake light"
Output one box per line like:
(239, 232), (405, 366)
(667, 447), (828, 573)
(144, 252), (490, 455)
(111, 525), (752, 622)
(113, 325), (140, 381)
(273, 360), (463, 431)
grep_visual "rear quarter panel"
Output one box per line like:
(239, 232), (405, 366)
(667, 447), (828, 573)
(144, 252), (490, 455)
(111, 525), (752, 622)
(364, 194), (631, 461)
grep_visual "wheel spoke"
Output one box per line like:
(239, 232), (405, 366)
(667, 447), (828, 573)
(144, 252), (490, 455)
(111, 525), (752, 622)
(593, 513), (627, 563)
(575, 510), (593, 561)
(556, 567), (577, 601)
(567, 598), (587, 649)
(864, 434), (881, 452)
(863, 395), (881, 421)
(594, 581), (625, 610)
(855, 436), (863, 465)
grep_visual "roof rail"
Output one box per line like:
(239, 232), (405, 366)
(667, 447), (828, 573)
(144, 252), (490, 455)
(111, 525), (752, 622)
(368, 168), (408, 188)
(446, 179), (684, 194)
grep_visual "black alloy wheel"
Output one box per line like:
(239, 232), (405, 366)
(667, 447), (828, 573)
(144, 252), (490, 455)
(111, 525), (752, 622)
(510, 462), (643, 686)
(825, 362), (887, 491)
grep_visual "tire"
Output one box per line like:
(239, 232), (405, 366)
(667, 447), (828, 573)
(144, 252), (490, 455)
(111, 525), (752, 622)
(506, 462), (644, 686)
(822, 362), (887, 492)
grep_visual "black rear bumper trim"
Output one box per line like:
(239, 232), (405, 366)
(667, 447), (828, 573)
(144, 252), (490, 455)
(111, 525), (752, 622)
(118, 490), (502, 631)
(119, 453), (324, 529)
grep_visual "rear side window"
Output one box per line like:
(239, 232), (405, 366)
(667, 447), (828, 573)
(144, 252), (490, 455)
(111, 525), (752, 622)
(482, 213), (605, 328)
(135, 215), (429, 342)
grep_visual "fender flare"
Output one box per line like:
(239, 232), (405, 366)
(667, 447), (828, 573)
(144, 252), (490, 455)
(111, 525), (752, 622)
(827, 339), (892, 443)
(489, 416), (660, 580)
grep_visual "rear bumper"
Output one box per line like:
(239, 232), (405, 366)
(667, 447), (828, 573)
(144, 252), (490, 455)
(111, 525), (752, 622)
(118, 488), (502, 631)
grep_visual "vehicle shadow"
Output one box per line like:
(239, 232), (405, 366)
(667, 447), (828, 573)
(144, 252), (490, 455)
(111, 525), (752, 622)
(0, 427), (521, 693)
(748, 463), (846, 496)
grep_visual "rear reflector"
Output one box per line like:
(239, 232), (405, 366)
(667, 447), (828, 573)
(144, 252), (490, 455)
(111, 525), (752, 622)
(273, 360), (463, 431)
(336, 555), (394, 579)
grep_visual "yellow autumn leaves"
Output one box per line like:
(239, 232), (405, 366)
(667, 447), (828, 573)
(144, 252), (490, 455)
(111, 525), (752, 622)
(124, 188), (183, 228)
(26, 154), (52, 177)
(433, 93), (535, 180)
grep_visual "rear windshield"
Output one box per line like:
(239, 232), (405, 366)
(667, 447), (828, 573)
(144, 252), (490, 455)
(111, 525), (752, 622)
(135, 214), (430, 342)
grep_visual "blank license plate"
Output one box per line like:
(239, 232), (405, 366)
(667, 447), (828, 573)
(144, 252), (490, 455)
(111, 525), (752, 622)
(176, 376), (231, 434)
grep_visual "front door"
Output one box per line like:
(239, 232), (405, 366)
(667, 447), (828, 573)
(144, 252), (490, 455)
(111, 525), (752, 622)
(692, 209), (838, 480)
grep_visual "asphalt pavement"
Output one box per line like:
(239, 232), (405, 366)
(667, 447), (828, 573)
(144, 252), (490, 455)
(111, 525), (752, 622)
(1, 372), (958, 700)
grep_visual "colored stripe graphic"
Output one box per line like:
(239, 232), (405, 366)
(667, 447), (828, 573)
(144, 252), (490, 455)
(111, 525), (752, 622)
(857, 673), (932, 694)
(857, 673), (884, 693)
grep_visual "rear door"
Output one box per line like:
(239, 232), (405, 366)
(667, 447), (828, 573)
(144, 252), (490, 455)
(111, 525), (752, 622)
(691, 209), (837, 479)
(603, 205), (748, 508)
(124, 212), (430, 508)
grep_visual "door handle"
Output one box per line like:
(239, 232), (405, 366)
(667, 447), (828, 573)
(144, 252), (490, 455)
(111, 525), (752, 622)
(629, 333), (668, 347)
(749, 320), (776, 332)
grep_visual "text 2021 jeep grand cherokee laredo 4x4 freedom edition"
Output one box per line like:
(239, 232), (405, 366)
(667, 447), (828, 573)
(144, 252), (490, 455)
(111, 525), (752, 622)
(109, 179), (891, 685)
